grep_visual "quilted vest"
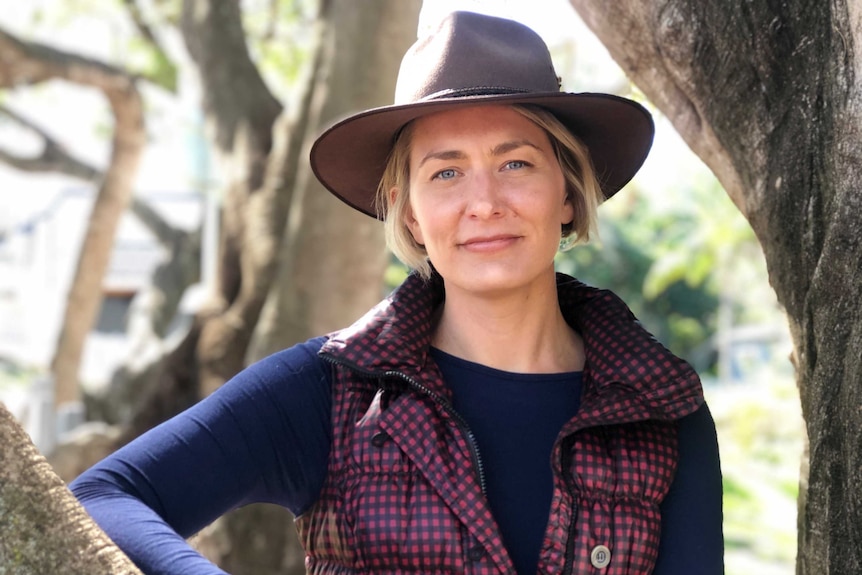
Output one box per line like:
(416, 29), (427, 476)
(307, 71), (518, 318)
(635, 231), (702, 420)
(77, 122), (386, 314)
(297, 272), (703, 575)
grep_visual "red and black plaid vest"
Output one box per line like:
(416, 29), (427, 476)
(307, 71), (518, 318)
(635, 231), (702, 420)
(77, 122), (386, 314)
(297, 272), (703, 574)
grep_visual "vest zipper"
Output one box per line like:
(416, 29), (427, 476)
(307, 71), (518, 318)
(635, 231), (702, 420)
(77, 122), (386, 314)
(320, 354), (488, 495)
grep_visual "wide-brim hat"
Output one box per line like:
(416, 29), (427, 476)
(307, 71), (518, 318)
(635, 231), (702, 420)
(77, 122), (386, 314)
(310, 10), (654, 219)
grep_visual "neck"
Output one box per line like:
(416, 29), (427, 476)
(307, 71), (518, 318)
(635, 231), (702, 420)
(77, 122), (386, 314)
(433, 273), (584, 374)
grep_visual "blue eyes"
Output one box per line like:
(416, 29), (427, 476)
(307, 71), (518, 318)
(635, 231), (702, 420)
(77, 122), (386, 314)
(432, 161), (528, 181)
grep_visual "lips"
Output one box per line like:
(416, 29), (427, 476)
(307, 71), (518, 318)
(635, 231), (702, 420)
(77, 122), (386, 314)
(459, 234), (521, 251)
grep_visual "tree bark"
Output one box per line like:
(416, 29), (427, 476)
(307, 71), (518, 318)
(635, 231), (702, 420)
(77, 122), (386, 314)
(569, 1), (862, 573)
(0, 403), (141, 574)
(0, 26), (146, 410)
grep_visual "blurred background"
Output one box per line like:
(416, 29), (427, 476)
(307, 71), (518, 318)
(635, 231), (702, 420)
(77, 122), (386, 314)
(0, 1), (802, 573)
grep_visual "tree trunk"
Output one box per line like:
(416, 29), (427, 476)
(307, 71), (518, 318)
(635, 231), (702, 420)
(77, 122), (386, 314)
(569, 1), (862, 573)
(0, 403), (141, 574)
(250, 0), (421, 358)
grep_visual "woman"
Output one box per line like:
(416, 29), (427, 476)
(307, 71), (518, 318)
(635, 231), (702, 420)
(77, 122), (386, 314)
(72, 11), (723, 575)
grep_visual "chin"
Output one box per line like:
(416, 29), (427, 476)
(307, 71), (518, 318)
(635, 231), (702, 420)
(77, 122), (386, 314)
(438, 263), (554, 296)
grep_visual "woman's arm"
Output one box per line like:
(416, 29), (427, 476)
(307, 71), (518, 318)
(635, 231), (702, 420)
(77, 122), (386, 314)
(654, 402), (725, 574)
(70, 337), (331, 575)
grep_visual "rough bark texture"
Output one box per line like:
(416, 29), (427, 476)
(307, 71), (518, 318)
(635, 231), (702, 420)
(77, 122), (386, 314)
(0, 403), (141, 575)
(250, 0), (420, 357)
(569, 1), (862, 573)
(0, 25), (146, 409)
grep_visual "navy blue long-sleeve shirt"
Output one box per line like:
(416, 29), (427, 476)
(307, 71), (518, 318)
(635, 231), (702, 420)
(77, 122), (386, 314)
(71, 337), (724, 574)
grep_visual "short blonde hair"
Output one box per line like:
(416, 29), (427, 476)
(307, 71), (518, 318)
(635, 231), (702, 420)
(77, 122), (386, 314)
(375, 105), (603, 279)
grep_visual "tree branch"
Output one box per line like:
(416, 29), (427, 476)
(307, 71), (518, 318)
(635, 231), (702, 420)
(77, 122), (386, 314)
(128, 196), (185, 246)
(0, 103), (181, 248)
(180, 0), (282, 153)
(0, 104), (103, 181)
(0, 25), (137, 92)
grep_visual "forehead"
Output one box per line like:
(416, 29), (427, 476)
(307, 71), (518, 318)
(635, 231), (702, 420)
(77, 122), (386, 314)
(408, 105), (551, 153)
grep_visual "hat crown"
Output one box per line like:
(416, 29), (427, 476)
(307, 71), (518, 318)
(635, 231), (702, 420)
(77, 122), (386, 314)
(395, 11), (560, 104)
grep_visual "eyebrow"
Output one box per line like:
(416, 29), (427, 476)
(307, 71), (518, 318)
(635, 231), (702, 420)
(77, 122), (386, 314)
(417, 139), (541, 169)
(417, 149), (466, 169)
(491, 139), (541, 156)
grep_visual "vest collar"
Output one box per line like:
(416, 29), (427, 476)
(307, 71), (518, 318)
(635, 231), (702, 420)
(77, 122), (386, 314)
(320, 271), (703, 422)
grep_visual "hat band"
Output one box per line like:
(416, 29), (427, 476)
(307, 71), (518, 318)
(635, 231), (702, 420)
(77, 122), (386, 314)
(421, 86), (531, 100)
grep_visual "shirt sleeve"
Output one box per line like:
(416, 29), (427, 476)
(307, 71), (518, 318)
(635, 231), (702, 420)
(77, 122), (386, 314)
(653, 402), (725, 574)
(70, 336), (332, 575)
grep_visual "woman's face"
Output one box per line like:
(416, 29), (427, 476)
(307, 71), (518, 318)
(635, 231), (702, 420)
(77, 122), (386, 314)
(403, 105), (573, 297)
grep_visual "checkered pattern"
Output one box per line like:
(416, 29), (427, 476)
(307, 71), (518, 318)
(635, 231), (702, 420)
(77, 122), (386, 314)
(297, 272), (703, 574)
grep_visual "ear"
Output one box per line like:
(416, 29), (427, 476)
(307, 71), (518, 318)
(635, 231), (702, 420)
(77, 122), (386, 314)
(561, 190), (576, 228)
(391, 186), (425, 245)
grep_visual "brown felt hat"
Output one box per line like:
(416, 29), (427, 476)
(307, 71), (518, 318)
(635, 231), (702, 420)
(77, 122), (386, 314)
(310, 10), (654, 219)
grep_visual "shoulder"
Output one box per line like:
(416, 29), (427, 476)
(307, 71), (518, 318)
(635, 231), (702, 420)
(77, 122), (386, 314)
(216, 336), (333, 406)
(242, 336), (330, 381)
(678, 401), (719, 443)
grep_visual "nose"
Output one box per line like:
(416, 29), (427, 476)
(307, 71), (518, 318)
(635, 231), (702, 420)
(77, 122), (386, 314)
(465, 171), (504, 219)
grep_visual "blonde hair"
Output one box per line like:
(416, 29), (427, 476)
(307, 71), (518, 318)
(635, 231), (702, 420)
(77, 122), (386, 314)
(374, 105), (603, 279)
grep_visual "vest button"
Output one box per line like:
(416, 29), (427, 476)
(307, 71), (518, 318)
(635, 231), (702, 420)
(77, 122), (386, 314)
(590, 545), (611, 569)
(467, 544), (485, 562)
(371, 431), (390, 447)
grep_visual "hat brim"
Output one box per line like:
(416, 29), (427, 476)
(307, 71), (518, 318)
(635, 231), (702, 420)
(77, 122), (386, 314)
(310, 92), (654, 218)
